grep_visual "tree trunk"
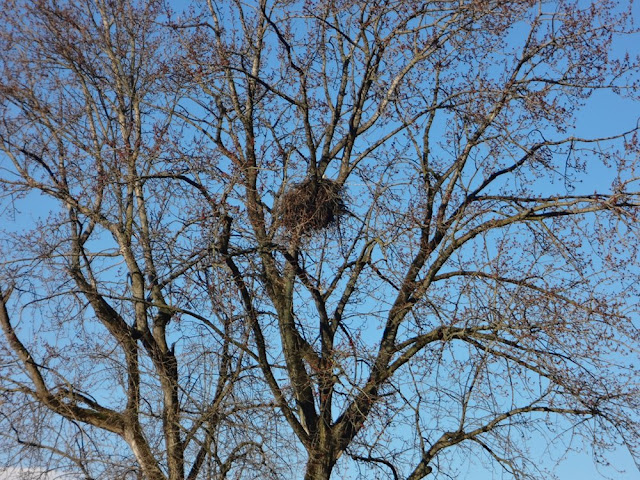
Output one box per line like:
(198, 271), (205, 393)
(304, 454), (335, 480)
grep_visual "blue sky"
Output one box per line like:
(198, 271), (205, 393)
(468, 4), (640, 477)
(1, 1), (640, 479)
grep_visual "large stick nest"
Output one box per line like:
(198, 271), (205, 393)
(277, 178), (347, 234)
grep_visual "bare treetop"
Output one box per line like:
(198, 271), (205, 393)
(0, 1), (639, 479)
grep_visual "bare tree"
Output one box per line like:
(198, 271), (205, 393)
(0, 1), (289, 478)
(1, 0), (639, 479)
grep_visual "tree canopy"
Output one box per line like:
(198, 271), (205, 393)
(0, 0), (639, 479)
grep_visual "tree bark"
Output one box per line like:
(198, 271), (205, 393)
(304, 454), (336, 480)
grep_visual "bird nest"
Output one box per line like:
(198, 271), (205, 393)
(277, 178), (347, 234)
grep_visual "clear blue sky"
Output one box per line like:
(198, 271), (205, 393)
(1, 1), (639, 479)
